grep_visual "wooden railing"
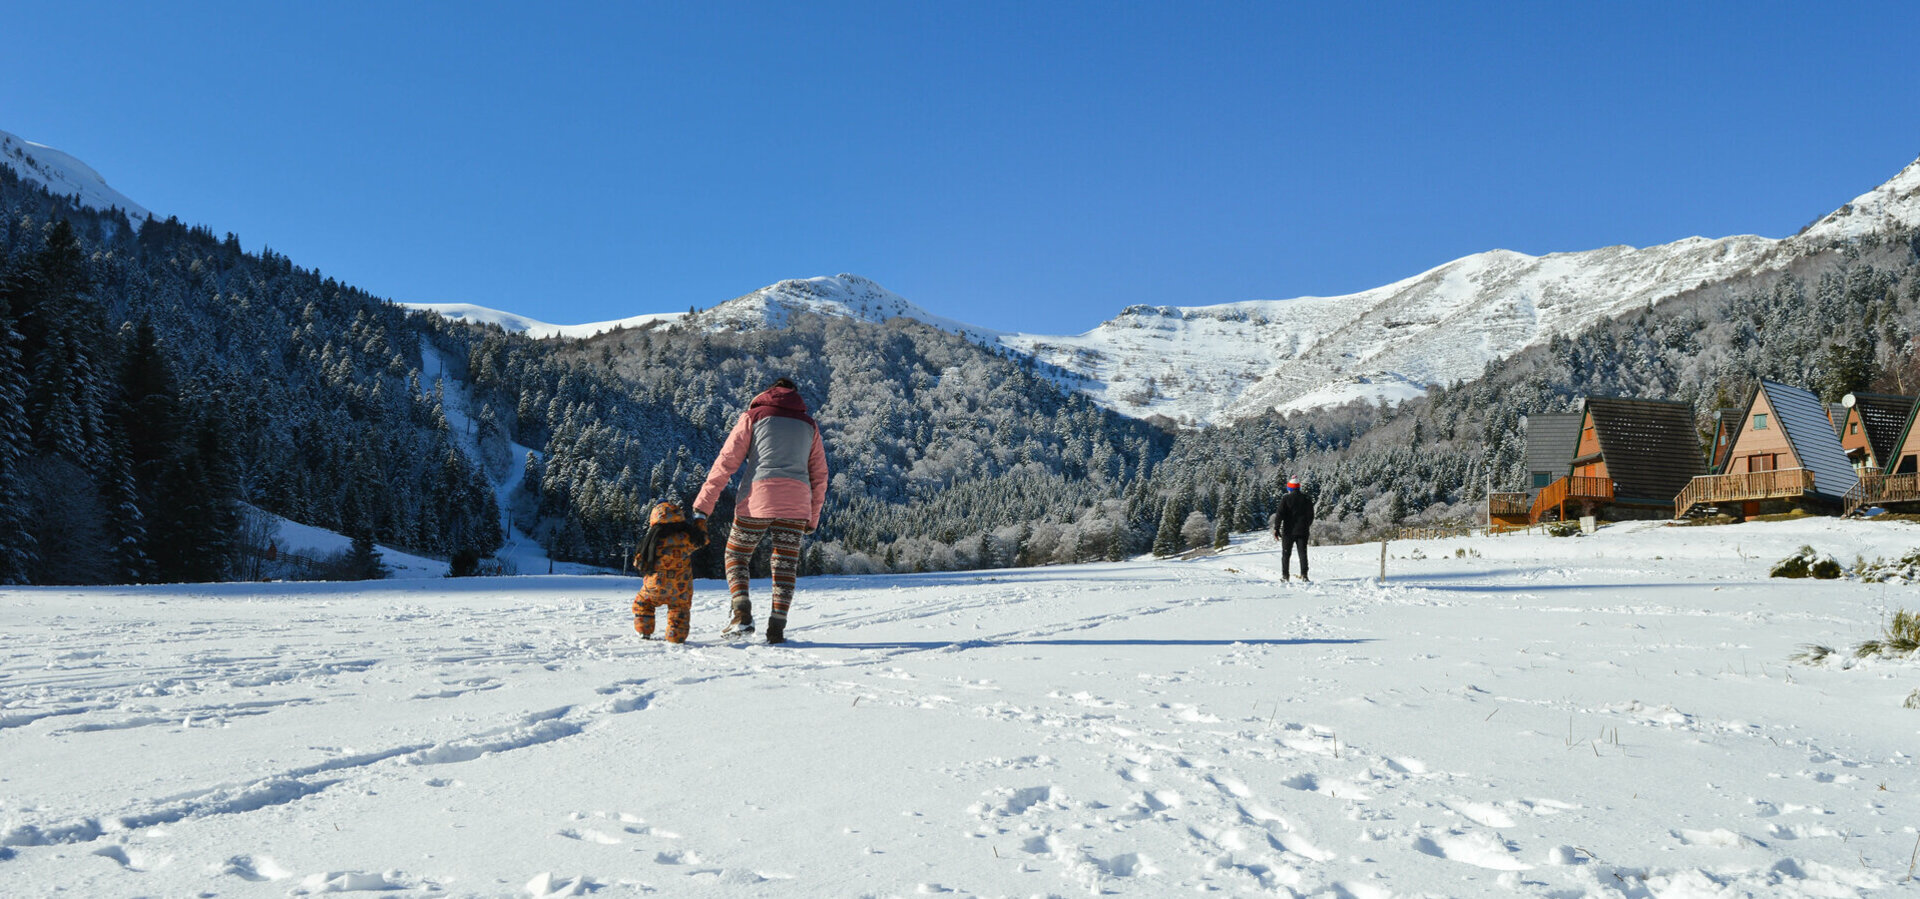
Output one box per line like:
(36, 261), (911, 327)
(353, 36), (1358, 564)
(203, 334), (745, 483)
(1487, 492), (1531, 532)
(1529, 476), (1614, 523)
(1843, 471), (1920, 517)
(1673, 468), (1815, 519)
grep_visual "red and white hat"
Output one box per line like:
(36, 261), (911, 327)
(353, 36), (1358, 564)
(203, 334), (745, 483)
(1286, 478), (1300, 488)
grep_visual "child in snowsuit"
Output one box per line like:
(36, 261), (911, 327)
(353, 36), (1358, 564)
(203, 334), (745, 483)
(632, 501), (707, 643)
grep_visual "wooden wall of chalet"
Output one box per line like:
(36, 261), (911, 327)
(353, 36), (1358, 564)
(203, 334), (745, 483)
(1727, 390), (1798, 474)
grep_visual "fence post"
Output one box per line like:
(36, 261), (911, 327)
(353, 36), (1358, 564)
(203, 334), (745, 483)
(1378, 538), (1388, 582)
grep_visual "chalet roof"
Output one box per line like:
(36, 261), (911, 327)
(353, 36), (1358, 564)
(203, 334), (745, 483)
(1842, 392), (1917, 466)
(1524, 412), (1582, 475)
(1755, 380), (1858, 499)
(1826, 403), (1847, 437)
(1582, 397), (1704, 503)
(1880, 396), (1920, 474)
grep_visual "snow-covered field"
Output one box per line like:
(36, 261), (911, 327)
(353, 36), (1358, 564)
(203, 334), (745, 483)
(4, 518), (1918, 897)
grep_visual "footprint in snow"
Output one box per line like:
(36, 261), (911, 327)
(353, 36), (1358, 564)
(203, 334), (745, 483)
(1443, 800), (1518, 828)
(93, 844), (170, 872)
(525, 872), (598, 897)
(218, 854), (293, 882)
(1411, 832), (1533, 871)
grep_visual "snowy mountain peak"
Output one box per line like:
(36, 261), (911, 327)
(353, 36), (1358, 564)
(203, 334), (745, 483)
(0, 128), (151, 223)
(1800, 153), (1920, 242)
(693, 273), (1001, 342)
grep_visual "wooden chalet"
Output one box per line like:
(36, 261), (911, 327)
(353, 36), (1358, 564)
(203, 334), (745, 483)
(1835, 392), (1916, 472)
(1524, 413), (1583, 494)
(1530, 397), (1702, 522)
(1842, 394), (1920, 515)
(1489, 412), (1581, 531)
(1674, 380), (1858, 518)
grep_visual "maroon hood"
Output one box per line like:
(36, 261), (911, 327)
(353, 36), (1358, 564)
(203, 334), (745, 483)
(748, 385), (814, 425)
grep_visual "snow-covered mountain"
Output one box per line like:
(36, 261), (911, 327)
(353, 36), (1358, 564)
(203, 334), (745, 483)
(572, 157), (1920, 428)
(1005, 156), (1920, 426)
(402, 275), (995, 344)
(688, 273), (1003, 344)
(0, 128), (150, 223)
(398, 302), (684, 340)
(16, 124), (1918, 430)
(1001, 234), (1788, 425)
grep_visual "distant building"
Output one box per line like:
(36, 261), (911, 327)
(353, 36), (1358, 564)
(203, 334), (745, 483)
(1837, 392), (1917, 472)
(1676, 380), (1857, 518)
(1529, 397), (1703, 523)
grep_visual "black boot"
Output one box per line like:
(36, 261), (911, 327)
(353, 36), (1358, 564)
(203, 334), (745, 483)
(765, 614), (787, 644)
(723, 599), (755, 637)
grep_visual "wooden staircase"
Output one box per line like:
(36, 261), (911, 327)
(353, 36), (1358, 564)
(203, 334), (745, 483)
(1843, 472), (1920, 517)
(1528, 476), (1613, 523)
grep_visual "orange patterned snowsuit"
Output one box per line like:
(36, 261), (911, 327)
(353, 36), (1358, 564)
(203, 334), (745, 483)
(633, 502), (703, 643)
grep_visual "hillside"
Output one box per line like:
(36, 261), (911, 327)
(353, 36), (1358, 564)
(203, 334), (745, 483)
(403, 157), (1920, 429)
(0, 127), (150, 224)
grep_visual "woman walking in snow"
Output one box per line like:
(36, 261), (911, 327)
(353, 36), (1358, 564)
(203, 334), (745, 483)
(694, 378), (829, 644)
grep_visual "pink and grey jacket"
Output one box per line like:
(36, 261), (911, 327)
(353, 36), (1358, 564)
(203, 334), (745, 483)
(695, 386), (830, 529)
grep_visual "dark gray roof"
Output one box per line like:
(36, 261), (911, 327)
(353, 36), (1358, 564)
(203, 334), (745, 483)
(1524, 412), (1582, 475)
(1582, 397), (1705, 504)
(1758, 380), (1857, 500)
(1843, 392), (1918, 466)
(1827, 403), (1847, 437)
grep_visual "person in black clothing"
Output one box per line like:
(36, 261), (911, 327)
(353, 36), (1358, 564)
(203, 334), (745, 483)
(1272, 477), (1314, 582)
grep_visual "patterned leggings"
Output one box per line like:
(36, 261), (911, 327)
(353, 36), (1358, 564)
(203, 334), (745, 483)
(725, 516), (807, 620)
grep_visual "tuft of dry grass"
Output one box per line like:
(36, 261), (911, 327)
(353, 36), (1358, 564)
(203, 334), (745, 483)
(1854, 610), (1920, 659)
(1791, 644), (1836, 664)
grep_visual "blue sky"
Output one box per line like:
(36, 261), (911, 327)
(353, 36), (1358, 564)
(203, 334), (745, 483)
(5, 2), (1916, 334)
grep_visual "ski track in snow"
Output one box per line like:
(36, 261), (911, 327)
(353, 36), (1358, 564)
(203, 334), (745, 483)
(2, 519), (1918, 896)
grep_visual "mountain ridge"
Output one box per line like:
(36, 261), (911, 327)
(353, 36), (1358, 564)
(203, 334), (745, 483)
(11, 125), (1915, 429)
(0, 128), (150, 225)
(414, 155), (1920, 427)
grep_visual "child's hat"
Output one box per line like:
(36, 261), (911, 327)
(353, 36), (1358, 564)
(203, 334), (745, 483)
(648, 501), (687, 526)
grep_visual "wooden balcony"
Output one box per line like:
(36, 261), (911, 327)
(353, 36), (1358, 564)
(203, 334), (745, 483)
(1529, 476), (1614, 523)
(1673, 468), (1816, 519)
(1488, 492), (1531, 532)
(1843, 471), (1920, 517)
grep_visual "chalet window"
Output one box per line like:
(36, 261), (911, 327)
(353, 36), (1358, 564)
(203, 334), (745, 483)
(1532, 473), (1552, 489)
(1849, 422), (1860, 435)
(1748, 454), (1776, 473)
(1753, 413), (1768, 430)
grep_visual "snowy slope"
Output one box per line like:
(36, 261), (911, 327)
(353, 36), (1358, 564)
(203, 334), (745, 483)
(689, 273), (1004, 344)
(999, 235), (1789, 425)
(4, 517), (1918, 896)
(416, 339), (614, 576)
(399, 275), (985, 344)
(1802, 155), (1920, 243)
(659, 158), (1920, 427)
(400, 303), (685, 341)
(0, 128), (151, 223)
(1003, 158), (1920, 426)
